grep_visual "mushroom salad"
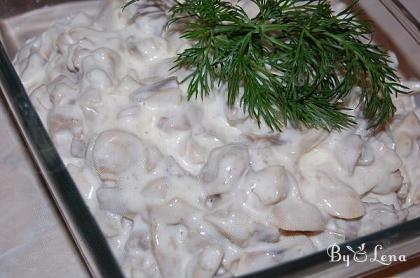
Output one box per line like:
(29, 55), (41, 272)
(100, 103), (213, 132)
(13, 0), (420, 277)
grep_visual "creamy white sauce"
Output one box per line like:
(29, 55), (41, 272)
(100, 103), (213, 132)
(13, 0), (420, 277)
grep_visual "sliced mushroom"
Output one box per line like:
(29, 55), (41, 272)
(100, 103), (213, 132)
(67, 164), (99, 203)
(301, 171), (364, 219)
(395, 132), (414, 158)
(184, 104), (204, 128)
(200, 144), (250, 195)
(310, 230), (346, 250)
(94, 209), (123, 237)
(122, 254), (161, 278)
(34, 32), (54, 60)
(158, 113), (191, 133)
(145, 146), (163, 172)
(186, 246), (224, 278)
(298, 129), (329, 154)
(19, 52), (47, 91)
(248, 165), (290, 206)
(372, 170), (403, 195)
(132, 8), (168, 36)
(107, 218), (133, 260)
(148, 199), (195, 225)
(130, 77), (178, 101)
(252, 224), (280, 243)
(125, 217), (152, 252)
(56, 31), (76, 55)
(357, 142), (375, 166)
(131, 37), (166, 62)
(117, 105), (141, 119)
(148, 200), (199, 276)
(224, 105), (248, 126)
(97, 186), (136, 217)
(151, 222), (190, 278)
(333, 134), (363, 175)
(65, 45), (90, 73)
(91, 129), (145, 182)
(130, 77), (182, 109)
(92, 47), (121, 73)
(97, 180), (173, 218)
(350, 139), (404, 195)
(141, 177), (169, 204)
(85, 68), (113, 89)
(237, 0), (260, 18)
(394, 112), (420, 134)
(70, 137), (86, 158)
(178, 137), (207, 165)
(205, 211), (253, 246)
(30, 84), (51, 109)
(47, 105), (84, 137)
(116, 75), (141, 96)
(391, 112), (420, 206)
(48, 78), (79, 106)
(163, 156), (189, 177)
(272, 198), (326, 232)
(243, 133), (284, 146)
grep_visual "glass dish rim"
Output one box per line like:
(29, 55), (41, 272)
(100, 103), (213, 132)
(0, 0), (420, 277)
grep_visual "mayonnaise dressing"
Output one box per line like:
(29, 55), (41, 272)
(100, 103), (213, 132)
(13, 0), (420, 277)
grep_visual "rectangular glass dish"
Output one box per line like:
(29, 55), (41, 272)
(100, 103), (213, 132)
(0, 1), (419, 277)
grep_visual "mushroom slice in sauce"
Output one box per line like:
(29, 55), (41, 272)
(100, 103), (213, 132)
(200, 144), (250, 195)
(91, 129), (146, 183)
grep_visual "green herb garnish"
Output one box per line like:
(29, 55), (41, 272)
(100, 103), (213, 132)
(124, 0), (407, 131)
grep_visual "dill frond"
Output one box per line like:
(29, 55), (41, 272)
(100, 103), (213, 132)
(125, 0), (408, 131)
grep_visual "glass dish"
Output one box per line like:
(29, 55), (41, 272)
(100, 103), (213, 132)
(0, 1), (419, 277)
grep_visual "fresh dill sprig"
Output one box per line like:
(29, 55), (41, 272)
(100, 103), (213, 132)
(124, 0), (407, 131)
